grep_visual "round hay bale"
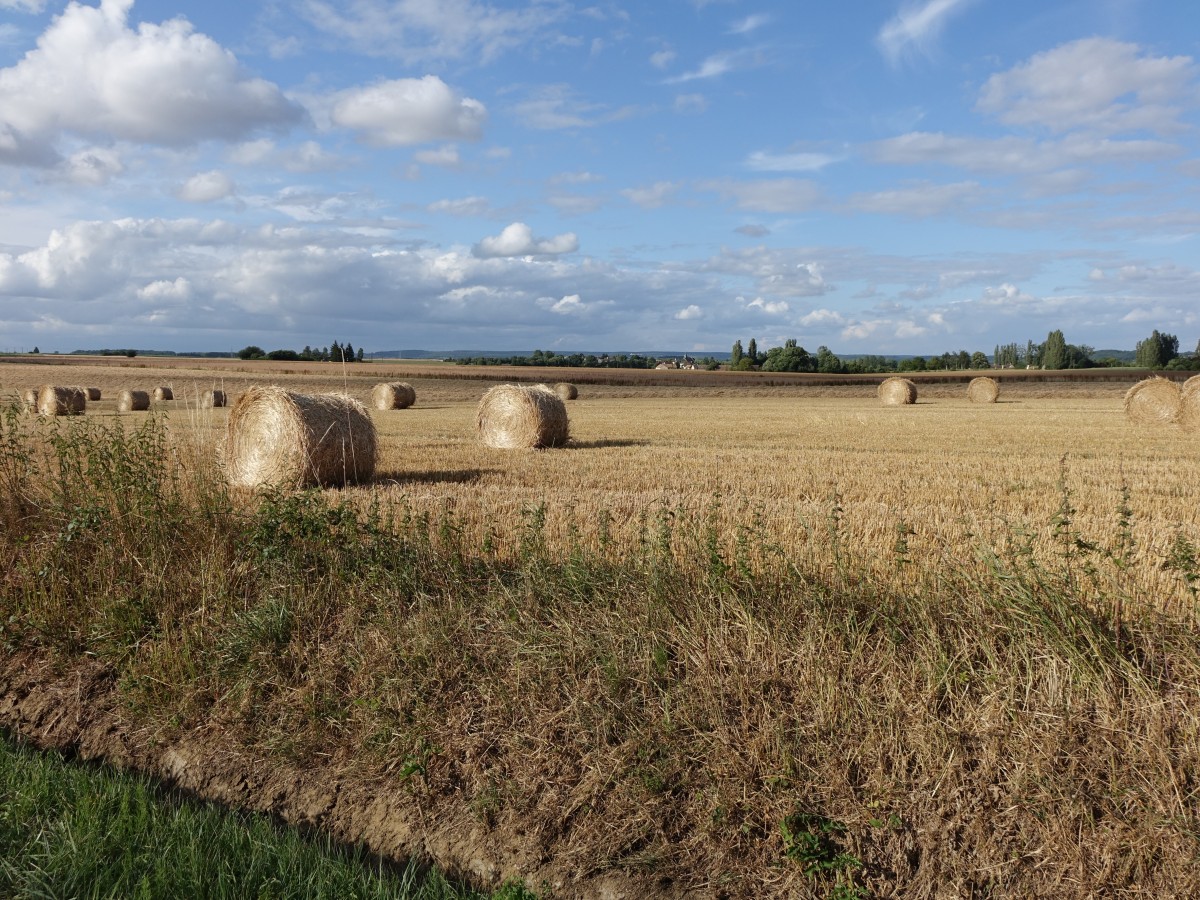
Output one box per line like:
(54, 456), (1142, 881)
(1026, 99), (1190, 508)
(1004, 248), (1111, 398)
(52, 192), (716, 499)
(21, 388), (38, 411)
(223, 386), (377, 489)
(1124, 376), (1180, 426)
(117, 390), (150, 412)
(200, 389), (227, 409)
(477, 384), (570, 449)
(37, 385), (86, 416)
(966, 376), (999, 403)
(1177, 379), (1200, 431)
(153, 386), (174, 401)
(83, 387), (101, 401)
(371, 382), (416, 410)
(878, 376), (917, 407)
(554, 382), (578, 401)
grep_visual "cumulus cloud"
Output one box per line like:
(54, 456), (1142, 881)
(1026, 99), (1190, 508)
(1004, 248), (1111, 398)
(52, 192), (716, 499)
(228, 138), (347, 173)
(137, 276), (191, 302)
(544, 293), (585, 314)
(0, 0), (302, 165)
(473, 222), (579, 258)
(977, 38), (1197, 135)
(331, 76), (486, 146)
(675, 304), (702, 320)
(59, 147), (125, 186)
(177, 170), (235, 203)
(739, 295), (790, 315)
(877, 0), (975, 67)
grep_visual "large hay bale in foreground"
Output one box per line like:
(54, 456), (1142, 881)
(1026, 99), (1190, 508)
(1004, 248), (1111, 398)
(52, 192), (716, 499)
(153, 386), (174, 401)
(371, 382), (416, 410)
(83, 387), (101, 401)
(878, 377), (917, 407)
(477, 384), (570, 449)
(966, 376), (999, 403)
(37, 385), (85, 417)
(117, 390), (150, 412)
(554, 382), (578, 401)
(200, 389), (227, 409)
(21, 388), (38, 411)
(223, 386), (377, 489)
(1124, 376), (1180, 426)
(1178, 379), (1200, 431)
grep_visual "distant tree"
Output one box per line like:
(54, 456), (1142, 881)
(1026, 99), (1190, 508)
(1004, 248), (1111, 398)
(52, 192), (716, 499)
(747, 338), (759, 366)
(356, 347), (365, 363)
(125, 348), (138, 358)
(266, 349), (300, 361)
(1042, 330), (1067, 370)
(343, 341), (355, 362)
(897, 356), (927, 372)
(816, 345), (843, 373)
(1025, 339), (1038, 368)
(237, 345), (265, 360)
(1135, 330), (1179, 369)
(761, 339), (814, 373)
(971, 351), (990, 369)
(31, 346), (39, 354)
(330, 340), (342, 363)
(730, 340), (744, 367)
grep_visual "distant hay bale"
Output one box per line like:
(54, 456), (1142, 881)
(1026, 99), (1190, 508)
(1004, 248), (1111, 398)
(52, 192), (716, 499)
(477, 384), (570, 449)
(554, 382), (578, 401)
(84, 387), (101, 401)
(878, 377), (917, 407)
(1124, 376), (1181, 426)
(371, 382), (416, 410)
(21, 388), (38, 411)
(37, 385), (86, 417)
(200, 389), (227, 409)
(117, 390), (150, 412)
(1177, 379), (1200, 431)
(966, 376), (999, 403)
(153, 386), (174, 401)
(223, 386), (377, 489)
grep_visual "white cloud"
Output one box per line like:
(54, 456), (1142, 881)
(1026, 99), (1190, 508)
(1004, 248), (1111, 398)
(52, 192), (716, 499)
(59, 147), (125, 186)
(513, 84), (638, 130)
(729, 15), (770, 35)
(546, 293), (584, 314)
(0, 0), (46, 12)
(739, 295), (790, 315)
(674, 93), (708, 114)
(0, 0), (302, 164)
(675, 304), (702, 320)
(474, 222), (579, 258)
(665, 49), (763, 84)
(137, 276), (191, 302)
(877, 0), (975, 67)
(229, 139), (347, 173)
(977, 38), (1197, 135)
(745, 151), (838, 172)
(849, 180), (983, 217)
(331, 76), (485, 147)
(298, 0), (567, 65)
(799, 308), (846, 328)
(428, 196), (490, 216)
(621, 181), (679, 209)
(178, 170), (235, 203)
(700, 178), (821, 213)
(414, 144), (460, 166)
(650, 49), (676, 69)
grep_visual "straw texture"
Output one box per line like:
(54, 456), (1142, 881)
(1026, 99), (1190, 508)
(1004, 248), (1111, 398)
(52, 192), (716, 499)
(966, 376), (999, 403)
(1124, 376), (1180, 426)
(878, 377), (917, 406)
(477, 384), (570, 449)
(371, 382), (416, 410)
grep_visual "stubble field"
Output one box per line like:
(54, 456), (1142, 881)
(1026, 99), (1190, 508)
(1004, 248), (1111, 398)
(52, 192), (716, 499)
(2, 356), (1199, 898)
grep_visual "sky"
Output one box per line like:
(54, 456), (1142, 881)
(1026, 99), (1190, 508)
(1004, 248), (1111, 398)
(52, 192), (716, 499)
(1, 0), (1199, 355)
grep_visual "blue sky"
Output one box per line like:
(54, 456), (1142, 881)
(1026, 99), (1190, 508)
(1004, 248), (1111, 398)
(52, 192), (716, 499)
(1, 0), (1198, 355)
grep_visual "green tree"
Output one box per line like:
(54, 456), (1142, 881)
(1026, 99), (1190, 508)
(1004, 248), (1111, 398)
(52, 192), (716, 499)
(343, 341), (355, 362)
(971, 351), (990, 369)
(237, 345), (264, 360)
(1135, 330), (1179, 369)
(1042, 330), (1067, 370)
(356, 347), (365, 362)
(731, 340), (744, 367)
(816, 345), (842, 373)
(761, 339), (814, 372)
(747, 338), (759, 366)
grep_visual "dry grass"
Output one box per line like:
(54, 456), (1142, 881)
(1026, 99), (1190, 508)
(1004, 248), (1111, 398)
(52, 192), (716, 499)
(36, 385), (85, 417)
(554, 382), (578, 401)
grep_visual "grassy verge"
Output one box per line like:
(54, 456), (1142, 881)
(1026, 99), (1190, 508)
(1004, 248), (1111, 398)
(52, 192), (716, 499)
(0, 730), (527, 900)
(2, 406), (1199, 897)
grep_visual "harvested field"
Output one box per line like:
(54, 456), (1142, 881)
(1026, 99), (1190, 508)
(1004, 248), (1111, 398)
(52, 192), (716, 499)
(2, 356), (1199, 898)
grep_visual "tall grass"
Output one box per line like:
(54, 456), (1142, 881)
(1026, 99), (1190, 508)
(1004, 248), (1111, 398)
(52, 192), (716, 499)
(1, 403), (1198, 897)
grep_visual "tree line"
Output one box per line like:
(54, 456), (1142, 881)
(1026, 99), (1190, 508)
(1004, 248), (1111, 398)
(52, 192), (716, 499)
(455, 350), (667, 368)
(236, 341), (364, 362)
